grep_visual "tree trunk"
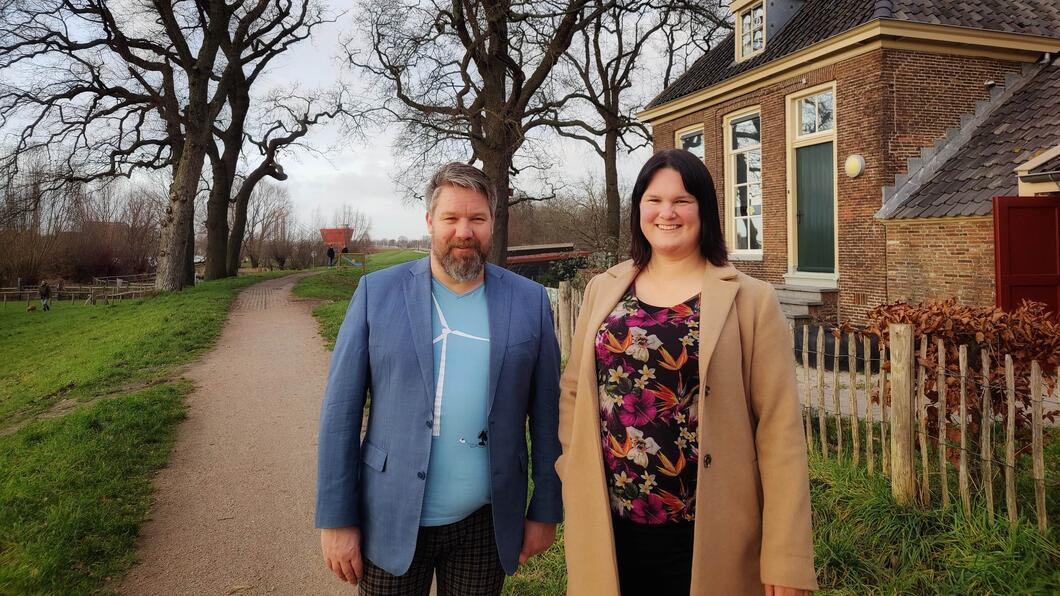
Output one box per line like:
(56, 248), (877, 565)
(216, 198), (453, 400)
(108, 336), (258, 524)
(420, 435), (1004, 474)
(227, 193), (249, 276)
(482, 152), (514, 266)
(204, 156), (231, 280)
(603, 126), (621, 259)
(155, 142), (207, 291)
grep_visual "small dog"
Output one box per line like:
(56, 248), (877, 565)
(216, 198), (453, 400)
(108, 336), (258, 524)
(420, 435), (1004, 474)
(26, 303), (37, 312)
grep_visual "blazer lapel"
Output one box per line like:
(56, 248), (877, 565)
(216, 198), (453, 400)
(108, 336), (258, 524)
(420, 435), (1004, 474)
(697, 263), (740, 392)
(404, 258), (436, 410)
(485, 265), (511, 416)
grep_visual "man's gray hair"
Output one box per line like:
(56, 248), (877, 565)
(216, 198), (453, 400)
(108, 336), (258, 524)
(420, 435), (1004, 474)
(424, 162), (498, 216)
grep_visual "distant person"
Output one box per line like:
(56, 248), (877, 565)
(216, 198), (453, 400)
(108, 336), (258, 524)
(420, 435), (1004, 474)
(341, 245), (349, 254)
(38, 281), (51, 312)
(316, 162), (562, 596)
(326, 245), (336, 268)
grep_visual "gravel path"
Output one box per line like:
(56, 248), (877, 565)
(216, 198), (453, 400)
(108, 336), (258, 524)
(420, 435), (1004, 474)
(118, 274), (351, 595)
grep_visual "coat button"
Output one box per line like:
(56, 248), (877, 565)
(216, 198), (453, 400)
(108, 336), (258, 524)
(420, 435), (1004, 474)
(417, 471), (426, 480)
(705, 385), (711, 396)
(702, 454), (712, 468)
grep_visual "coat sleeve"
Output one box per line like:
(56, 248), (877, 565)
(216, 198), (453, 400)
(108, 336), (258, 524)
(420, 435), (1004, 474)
(748, 286), (819, 591)
(556, 276), (597, 476)
(526, 285), (563, 523)
(315, 277), (371, 528)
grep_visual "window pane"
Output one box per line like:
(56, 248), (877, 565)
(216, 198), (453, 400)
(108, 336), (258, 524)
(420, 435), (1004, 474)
(753, 6), (764, 25)
(735, 186), (749, 217)
(750, 216), (763, 250)
(742, 35), (752, 56)
(800, 97), (816, 135)
(735, 218), (749, 250)
(732, 116), (760, 150)
(752, 30), (763, 51)
(742, 13), (752, 29)
(746, 150), (761, 184)
(681, 131), (703, 159)
(736, 153), (748, 184)
(817, 91), (834, 132)
(748, 183), (762, 209)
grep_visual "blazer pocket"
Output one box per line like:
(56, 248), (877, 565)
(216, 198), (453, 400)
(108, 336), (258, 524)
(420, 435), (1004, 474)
(362, 441), (387, 472)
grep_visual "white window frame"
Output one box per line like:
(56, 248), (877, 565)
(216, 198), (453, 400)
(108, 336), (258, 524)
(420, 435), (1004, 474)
(675, 124), (705, 160)
(735, 2), (766, 62)
(723, 107), (763, 259)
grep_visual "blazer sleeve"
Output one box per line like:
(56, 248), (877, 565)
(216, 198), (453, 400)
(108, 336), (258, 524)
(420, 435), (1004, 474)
(314, 277), (372, 529)
(748, 286), (819, 591)
(526, 285), (563, 523)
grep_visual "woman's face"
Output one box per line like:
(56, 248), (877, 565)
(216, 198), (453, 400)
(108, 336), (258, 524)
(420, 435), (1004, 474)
(639, 167), (701, 260)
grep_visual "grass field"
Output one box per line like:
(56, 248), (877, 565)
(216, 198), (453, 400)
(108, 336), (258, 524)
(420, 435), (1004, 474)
(299, 256), (1059, 594)
(293, 249), (426, 347)
(0, 271), (289, 594)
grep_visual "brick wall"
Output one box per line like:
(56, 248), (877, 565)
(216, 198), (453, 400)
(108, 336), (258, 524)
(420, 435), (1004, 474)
(650, 46), (1024, 324)
(884, 218), (996, 308)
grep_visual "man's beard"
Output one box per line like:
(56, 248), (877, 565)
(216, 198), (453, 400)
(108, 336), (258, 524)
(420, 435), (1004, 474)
(437, 238), (490, 282)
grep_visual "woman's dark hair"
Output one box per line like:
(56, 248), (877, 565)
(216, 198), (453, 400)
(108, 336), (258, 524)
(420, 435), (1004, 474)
(629, 149), (728, 269)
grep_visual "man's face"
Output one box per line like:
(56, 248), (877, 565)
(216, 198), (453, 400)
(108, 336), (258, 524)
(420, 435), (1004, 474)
(426, 185), (494, 282)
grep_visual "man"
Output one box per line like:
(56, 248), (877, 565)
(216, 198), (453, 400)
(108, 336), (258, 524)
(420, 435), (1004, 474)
(316, 162), (562, 596)
(39, 280), (51, 311)
(326, 245), (336, 268)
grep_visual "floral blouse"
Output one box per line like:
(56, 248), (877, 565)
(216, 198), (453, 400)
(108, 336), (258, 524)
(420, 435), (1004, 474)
(595, 287), (700, 524)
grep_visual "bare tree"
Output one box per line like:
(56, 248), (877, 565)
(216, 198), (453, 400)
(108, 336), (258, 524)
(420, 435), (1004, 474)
(347, 0), (616, 264)
(238, 180), (290, 269)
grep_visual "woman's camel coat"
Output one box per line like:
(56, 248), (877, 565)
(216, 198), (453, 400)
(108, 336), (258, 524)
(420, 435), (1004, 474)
(556, 260), (818, 595)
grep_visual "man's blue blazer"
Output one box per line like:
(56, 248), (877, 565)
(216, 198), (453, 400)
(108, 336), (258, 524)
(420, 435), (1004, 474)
(315, 257), (563, 576)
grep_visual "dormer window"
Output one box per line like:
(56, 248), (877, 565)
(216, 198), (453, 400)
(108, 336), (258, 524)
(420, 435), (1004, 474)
(736, 2), (765, 61)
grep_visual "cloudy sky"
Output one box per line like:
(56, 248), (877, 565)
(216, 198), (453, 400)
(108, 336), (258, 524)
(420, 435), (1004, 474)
(258, 4), (658, 241)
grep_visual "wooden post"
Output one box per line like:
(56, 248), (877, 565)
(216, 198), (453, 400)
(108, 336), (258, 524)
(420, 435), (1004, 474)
(848, 332), (860, 466)
(833, 333), (842, 458)
(864, 335), (874, 475)
(803, 325), (813, 452)
(980, 349), (994, 521)
(558, 281), (572, 360)
(938, 338), (950, 509)
(881, 344), (890, 476)
(1031, 361), (1047, 532)
(889, 324), (916, 505)
(918, 336), (931, 506)
(958, 345), (971, 516)
(817, 328), (828, 459)
(1005, 355), (1017, 524)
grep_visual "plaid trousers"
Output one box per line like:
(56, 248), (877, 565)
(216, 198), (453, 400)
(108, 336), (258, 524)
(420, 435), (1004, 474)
(360, 505), (505, 596)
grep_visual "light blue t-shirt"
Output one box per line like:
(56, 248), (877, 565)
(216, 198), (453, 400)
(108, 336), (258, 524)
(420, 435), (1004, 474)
(420, 278), (492, 526)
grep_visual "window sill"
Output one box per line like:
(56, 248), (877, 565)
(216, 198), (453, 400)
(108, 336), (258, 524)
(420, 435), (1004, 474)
(730, 252), (764, 262)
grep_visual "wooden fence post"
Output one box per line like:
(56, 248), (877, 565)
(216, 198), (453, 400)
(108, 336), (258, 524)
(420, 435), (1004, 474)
(817, 328), (827, 459)
(803, 326), (813, 452)
(918, 336), (930, 506)
(889, 324), (916, 505)
(864, 335), (874, 475)
(881, 344), (890, 476)
(1031, 361), (1047, 532)
(958, 345), (971, 516)
(848, 332), (860, 466)
(833, 336), (842, 458)
(980, 349), (994, 521)
(558, 282), (572, 360)
(938, 338), (949, 508)
(1005, 355), (1017, 523)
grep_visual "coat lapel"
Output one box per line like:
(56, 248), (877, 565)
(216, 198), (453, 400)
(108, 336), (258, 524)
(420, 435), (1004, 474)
(404, 258), (435, 410)
(485, 264), (511, 416)
(584, 261), (638, 343)
(697, 263), (740, 395)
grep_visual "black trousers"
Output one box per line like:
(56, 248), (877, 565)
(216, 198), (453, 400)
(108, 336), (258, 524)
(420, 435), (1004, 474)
(612, 514), (695, 596)
(360, 506), (505, 596)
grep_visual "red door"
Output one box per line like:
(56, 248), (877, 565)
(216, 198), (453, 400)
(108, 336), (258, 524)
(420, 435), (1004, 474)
(993, 195), (1060, 316)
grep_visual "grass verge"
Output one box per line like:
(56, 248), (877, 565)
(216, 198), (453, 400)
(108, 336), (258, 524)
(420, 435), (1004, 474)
(293, 249), (425, 347)
(0, 271), (290, 594)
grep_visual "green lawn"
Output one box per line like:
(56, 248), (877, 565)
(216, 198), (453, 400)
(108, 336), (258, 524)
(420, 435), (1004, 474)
(293, 249), (425, 348)
(0, 271), (290, 594)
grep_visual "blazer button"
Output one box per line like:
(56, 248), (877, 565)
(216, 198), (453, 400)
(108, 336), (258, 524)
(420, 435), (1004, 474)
(417, 471), (426, 480)
(425, 420), (432, 429)
(702, 454), (712, 468)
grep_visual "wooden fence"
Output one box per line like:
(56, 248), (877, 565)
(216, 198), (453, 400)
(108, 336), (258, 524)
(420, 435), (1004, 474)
(548, 281), (583, 360)
(794, 322), (1056, 532)
(2, 274), (157, 307)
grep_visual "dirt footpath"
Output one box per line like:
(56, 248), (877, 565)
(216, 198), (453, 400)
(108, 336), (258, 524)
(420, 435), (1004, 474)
(119, 274), (353, 595)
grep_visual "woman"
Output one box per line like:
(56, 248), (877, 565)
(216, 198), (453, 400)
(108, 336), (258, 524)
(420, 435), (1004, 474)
(556, 149), (817, 595)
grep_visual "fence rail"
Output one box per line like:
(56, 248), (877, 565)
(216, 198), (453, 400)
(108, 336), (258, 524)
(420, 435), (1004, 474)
(792, 322), (1056, 532)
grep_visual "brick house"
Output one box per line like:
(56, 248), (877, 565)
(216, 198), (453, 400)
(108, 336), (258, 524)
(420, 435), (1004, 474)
(638, 0), (1060, 324)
